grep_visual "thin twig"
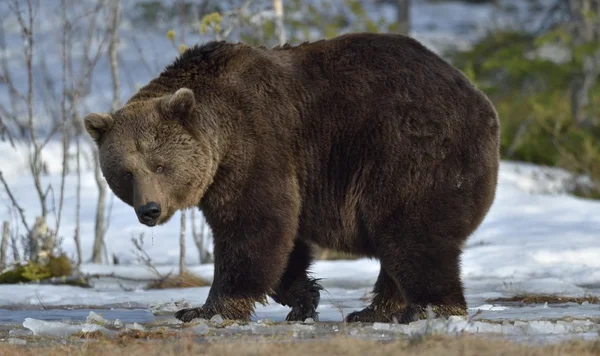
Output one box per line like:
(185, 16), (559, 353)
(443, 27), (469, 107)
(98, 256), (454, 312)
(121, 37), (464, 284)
(0, 171), (31, 233)
(131, 234), (164, 278)
(85, 272), (163, 283)
(54, 0), (71, 239)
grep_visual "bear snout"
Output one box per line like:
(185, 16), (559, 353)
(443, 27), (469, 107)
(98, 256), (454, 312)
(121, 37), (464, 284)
(138, 202), (161, 226)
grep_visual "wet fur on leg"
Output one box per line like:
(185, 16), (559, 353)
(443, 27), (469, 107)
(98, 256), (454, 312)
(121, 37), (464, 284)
(174, 295), (269, 322)
(346, 299), (405, 323)
(346, 268), (405, 323)
(272, 277), (323, 322)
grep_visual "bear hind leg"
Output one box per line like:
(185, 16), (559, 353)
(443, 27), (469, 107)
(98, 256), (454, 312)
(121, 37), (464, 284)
(381, 236), (468, 324)
(346, 267), (405, 323)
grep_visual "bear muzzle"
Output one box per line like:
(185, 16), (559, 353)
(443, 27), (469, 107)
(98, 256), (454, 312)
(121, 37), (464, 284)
(137, 202), (161, 226)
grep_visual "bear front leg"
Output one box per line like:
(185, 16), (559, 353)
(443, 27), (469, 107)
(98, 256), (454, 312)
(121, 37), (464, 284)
(269, 240), (322, 322)
(175, 197), (298, 322)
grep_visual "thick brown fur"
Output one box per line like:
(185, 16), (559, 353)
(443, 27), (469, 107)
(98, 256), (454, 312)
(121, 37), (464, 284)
(84, 33), (500, 324)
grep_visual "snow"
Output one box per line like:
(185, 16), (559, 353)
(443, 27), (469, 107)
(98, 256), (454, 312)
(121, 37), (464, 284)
(1, 0), (599, 346)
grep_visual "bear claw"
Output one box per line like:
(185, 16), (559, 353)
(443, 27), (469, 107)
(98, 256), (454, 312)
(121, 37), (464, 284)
(285, 306), (319, 322)
(175, 307), (211, 323)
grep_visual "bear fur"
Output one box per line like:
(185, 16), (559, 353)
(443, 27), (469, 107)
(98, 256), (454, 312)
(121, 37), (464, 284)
(84, 32), (500, 324)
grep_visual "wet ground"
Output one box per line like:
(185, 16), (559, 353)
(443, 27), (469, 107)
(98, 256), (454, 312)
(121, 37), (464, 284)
(1, 297), (599, 347)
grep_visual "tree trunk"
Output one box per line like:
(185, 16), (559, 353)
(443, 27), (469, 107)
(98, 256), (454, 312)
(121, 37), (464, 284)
(55, 0), (71, 239)
(569, 0), (600, 127)
(74, 135), (82, 266)
(10, 231), (20, 263)
(201, 223), (213, 264)
(273, 0), (287, 46)
(1, 221), (9, 269)
(397, 0), (411, 35)
(91, 0), (121, 264)
(108, 0), (121, 111)
(179, 210), (186, 275)
(191, 209), (201, 264)
(91, 149), (106, 264)
(191, 209), (213, 264)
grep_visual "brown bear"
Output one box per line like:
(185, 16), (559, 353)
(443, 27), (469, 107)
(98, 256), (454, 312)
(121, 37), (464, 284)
(84, 32), (500, 324)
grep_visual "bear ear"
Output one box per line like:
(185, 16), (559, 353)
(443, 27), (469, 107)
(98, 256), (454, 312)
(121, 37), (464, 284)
(84, 112), (114, 145)
(166, 88), (195, 116)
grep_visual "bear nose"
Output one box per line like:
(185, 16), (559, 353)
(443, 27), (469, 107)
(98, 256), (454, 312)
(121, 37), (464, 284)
(138, 202), (161, 225)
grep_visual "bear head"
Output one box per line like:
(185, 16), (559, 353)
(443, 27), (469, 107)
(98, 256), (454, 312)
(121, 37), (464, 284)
(84, 88), (217, 226)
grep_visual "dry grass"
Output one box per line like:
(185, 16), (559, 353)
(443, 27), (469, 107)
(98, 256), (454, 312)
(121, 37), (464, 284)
(486, 295), (600, 305)
(2, 334), (600, 356)
(146, 271), (210, 289)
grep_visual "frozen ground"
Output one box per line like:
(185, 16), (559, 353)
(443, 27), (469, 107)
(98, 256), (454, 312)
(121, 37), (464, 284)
(1, 0), (598, 347)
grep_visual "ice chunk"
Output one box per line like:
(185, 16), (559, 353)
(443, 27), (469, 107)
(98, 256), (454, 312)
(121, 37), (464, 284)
(192, 324), (210, 335)
(8, 338), (26, 346)
(85, 311), (125, 330)
(149, 300), (192, 316)
(9, 329), (33, 337)
(243, 322), (272, 334)
(500, 322), (524, 335)
(23, 318), (81, 338)
(113, 319), (124, 329)
(303, 318), (315, 324)
(86, 311), (107, 325)
(405, 320), (428, 335)
(465, 321), (502, 334)
(292, 324), (315, 331)
(445, 319), (469, 334)
(210, 314), (224, 324)
(526, 321), (558, 335)
(569, 320), (595, 333)
(82, 323), (102, 333)
(125, 322), (145, 331)
(81, 323), (117, 337)
(373, 322), (391, 331)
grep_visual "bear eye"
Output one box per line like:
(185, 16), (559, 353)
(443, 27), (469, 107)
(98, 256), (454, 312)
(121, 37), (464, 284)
(123, 171), (133, 180)
(155, 165), (164, 173)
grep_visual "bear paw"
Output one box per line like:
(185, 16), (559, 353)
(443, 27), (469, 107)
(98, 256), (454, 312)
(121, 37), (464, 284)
(345, 304), (403, 323)
(285, 306), (319, 322)
(174, 307), (214, 323)
(393, 304), (468, 324)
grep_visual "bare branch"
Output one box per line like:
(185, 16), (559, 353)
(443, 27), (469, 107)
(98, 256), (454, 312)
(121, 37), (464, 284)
(10, 0), (48, 221)
(1, 221), (9, 269)
(85, 272), (161, 283)
(0, 171), (31, 233)
(54, 0), (72, 238)
(39, 124), (62, 151)
(179, 210), (186, 275)
(131, 234), (165, 278)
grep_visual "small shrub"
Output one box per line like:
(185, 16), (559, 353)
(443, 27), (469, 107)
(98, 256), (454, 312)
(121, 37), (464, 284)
(0, 253), (73, 284)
